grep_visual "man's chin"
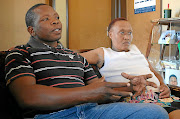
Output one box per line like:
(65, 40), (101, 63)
(49, 37), (61, 42)
(123, 46), (130, 52)
(55, 37), (61, 42)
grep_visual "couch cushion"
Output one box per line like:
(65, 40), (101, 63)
(0, 51), (23, 119)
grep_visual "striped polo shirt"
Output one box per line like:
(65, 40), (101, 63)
(5, 37), (97, 88)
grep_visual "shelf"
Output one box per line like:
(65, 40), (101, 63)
(152, 17), (180, 25)
(151, 43), (179, 45)
(155, 69), (165, 72)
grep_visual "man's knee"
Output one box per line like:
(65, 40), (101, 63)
(141, 104), (169, 119)
(169, 110), (180, 119)
(114, 103), (168, 119)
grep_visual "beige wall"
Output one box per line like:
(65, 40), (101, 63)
(0, 0), (49, 51)
(55, 0), (67, 48)
(126, 0), (161, 55)
(68, 0), (111, 50)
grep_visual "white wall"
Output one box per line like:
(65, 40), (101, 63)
(55, 0), (67, 48)
(0, 0), (49, 51)
(162, 0), (180, 18)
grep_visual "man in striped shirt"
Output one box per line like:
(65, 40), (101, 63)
(5, 3), (168, 119)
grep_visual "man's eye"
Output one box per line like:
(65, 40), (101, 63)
(120, 32), (124, 35)
(56, 16), (60, 19)
(42, 18), (49, 21)
(128, 32), (132, 35)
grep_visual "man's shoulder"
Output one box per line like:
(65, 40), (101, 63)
(9, 44), (30, 51)
(62, 48), (80, 56)
(6, 44), (31, 57)
(63, 48), (74, 53)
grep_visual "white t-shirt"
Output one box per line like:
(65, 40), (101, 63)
(99, 44), (160, 91)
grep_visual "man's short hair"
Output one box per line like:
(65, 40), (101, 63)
(108, 17), (127, 32)
(169, 74), (177, 80)
(25, 3), (47, 27)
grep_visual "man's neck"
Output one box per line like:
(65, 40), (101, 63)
(111, 46), (129, 52)
(33, 37), (58, 47)
(43, 41), (58, 47)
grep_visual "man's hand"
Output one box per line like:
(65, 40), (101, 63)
(86, 76), (132, 104)
(121, 72), (157, 98)
(159, 83), (171, 99)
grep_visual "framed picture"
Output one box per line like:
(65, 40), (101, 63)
(158, 30), (176, 44)
(165, 69), (180, 87)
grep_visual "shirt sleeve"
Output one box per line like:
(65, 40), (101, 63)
(81, 56), (97, 82)
(5, 46), (35, 86)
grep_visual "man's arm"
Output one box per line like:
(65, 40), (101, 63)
(9, 76), (132, 111)
(147, 59), (170, 98)
(80, 48), (104, 68)
(87, 76), (133, 92)
(147, 60), (164, 85)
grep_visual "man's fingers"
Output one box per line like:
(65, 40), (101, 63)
(142, 87), (146, 96)
(146, 81), (157, 88)
(141, 74), (153, 79)
(159, 87), (170, 98)
(105, 82), (130, 88)
(116, 91), (133, 97)
(132, 92), (141, 99)
(159, 93), (170, 99)
(121, 72), (153, 80)
(110, 95), (122, 102)
(121, 72), (135, 80)
(137, 86), (144, 93)
(110, 88), (133, 97)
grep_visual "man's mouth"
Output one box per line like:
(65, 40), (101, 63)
(123, 42), (130, 45)
(52, 28), (62, 34)
(54, 28), (61, 31)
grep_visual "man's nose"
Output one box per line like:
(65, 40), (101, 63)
(123, 34), (130, 40)
(51, 19), (60, 25)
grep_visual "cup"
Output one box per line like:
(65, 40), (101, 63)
(164, 9), (171, 18)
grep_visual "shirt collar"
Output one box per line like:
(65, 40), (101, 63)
(27, 36), (63, 49)
(109, 44), (141, 54)
(129, 44), (141, 54)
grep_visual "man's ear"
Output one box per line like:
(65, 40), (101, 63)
(27, 26), (36, 36)
(108, 31), (112, 39)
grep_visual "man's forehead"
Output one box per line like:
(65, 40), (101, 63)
(116, 21), (131, 26)
(33, 5), (56, 14)
(113, 21), (132, 31)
